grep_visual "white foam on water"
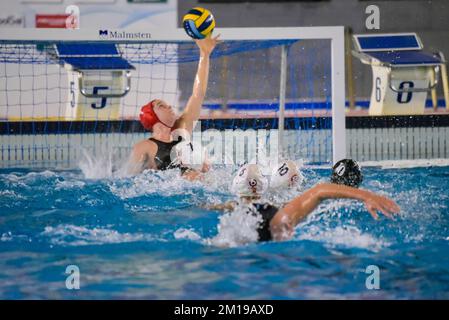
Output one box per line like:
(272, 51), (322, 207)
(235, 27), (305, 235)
(405, 233), (425, 243)
(78, 148), (114, 179)
(1, 171), (59, 191)
(1, 232), (13, 242)
(0, 232), (30, 242)
(205, 205), (262, 248)
(78, 146), (178, 180)
(25, 170), (57, 178)
(297, 224), (390, 251)
(54, 180), (86, 190)
(199, 166), (235, 191)
(282, 199), (393, 251)
(108, 165), (237, 203)
(174, 228), (202, 241)
(3, 170), (57, 183)
(41, 224), (164, 246)
(0, 190), (26, 199)
(108, 169), (201, 200)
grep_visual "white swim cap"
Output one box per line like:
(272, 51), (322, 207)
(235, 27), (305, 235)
(270, 160), (303, 189)
(231, 164), (268, 197)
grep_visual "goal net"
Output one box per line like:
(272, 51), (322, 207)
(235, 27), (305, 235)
(0, 27), (345, 169)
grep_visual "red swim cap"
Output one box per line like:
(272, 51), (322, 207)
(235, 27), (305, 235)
(139, 100), (160, 131)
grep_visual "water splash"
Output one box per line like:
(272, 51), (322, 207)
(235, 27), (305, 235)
(41, 224), (163, 246)
(78, 148), (114, 179)
(1, 165), (449, 299)
(296, 225), (390, 251)
(1, 232), (30, 243)
(1, 232), (13, 242)
(109, 169), (199, 200)
(205, 205), (262, 248)
(174, 228), (202, 241)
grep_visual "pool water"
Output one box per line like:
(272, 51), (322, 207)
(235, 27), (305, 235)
(0, 164), (449, 299)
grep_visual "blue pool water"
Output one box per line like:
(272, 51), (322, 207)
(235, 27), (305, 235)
(0, 164), (448, 299)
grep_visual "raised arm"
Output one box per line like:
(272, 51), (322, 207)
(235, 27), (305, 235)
(270, 183), (400, 240)
(175, 34), (221, 133)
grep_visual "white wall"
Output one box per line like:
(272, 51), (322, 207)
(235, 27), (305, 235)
(0, 0), (177, 29)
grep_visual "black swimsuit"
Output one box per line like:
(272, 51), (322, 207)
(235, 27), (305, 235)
(245, 203), (279, 242)
(149, 137), (191, 173)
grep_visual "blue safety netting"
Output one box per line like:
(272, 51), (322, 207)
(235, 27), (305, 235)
(0, 40), (298, 65)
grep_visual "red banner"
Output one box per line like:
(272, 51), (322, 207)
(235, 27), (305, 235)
(35, 14), (71, 28)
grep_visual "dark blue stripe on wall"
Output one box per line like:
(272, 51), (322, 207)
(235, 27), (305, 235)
(202, 99), (446, 110)
(203, 102), (332, 110)
(2, 115), (449, 135)
(203, 115), (449, 130)
(0, 121), (145, 135)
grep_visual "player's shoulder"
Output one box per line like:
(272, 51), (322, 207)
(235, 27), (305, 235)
(133, 138), (157, 154)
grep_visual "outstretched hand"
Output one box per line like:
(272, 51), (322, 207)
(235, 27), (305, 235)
(195, 34), (221, 56)
(364, 194), (400, 220)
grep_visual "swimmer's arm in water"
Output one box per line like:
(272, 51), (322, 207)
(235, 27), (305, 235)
(175, 35), (221, 134)
(128, 140), (157, 174)
(181, 168), (204, 182)
(203, 201), (238, 212)
(180, 160), (210, 181)
(269, 183), (400, 241)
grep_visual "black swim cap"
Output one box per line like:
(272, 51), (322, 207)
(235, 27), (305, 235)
(330, 159), (363, 188)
